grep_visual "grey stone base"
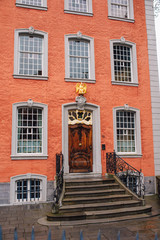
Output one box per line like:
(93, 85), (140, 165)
(0, 183), (10, 205)
(47, 181), (55, 201)
(0, 180), (55, 205)
(144, 176), (155, 195)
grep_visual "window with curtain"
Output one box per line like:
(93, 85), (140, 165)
(17, 107), (42, 154)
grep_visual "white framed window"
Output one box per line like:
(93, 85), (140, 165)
(65, 32), (95, 83)
(110, 38), (138, 86)
(64, 0), (93, 16)
(108, 0), (134, 22)
(11, 99), (48, 160)
(16, 0), (47, 10)
(13, 27), (48, 80)
(113, 105), (142, 157)
(10, 173), (47, 204)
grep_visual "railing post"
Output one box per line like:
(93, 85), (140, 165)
(62, 230), (66, 240)
(97, 230), (101, 240)
(117, 231), (120, 240)
(80, 230), (84, 240)
(113, 150), (117, 175)
(0, 226), (2, 240)
(31, 226), (35, 240)
(47, 229), (51, 240)
(14, 228), (18, 240)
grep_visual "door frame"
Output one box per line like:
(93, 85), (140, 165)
(62, 102), (102, 177)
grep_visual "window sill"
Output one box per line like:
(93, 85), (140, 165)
(65, 78), (96, 83)
(16, 3), (48, 11)
(11, 155), (48, 160)
(13, 74), (48, 80)
(64, 10), (93, 16)
(108, 16), (135, 23)
(111, 81), (138, 87)
(117, 153), (142, 158)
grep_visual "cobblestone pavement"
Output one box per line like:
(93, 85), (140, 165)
(0, 196), (160, 240)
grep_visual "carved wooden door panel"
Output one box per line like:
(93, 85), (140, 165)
(69, 124), (93, 173)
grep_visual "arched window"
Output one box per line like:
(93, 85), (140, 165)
(65, 32), (95, 83)
(13, 28), (48, 80)
(11, 100), (48, 160)
(10, 173), (47, 203)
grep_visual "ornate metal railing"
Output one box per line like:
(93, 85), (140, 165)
(52, 152), (64, 213)
(106, 151), (145, 198)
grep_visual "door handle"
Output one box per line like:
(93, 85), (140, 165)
(79, 143), (82, 146)
(89, 145), (92, 150)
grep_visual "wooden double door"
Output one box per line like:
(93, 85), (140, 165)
(69, 124), (93, 173)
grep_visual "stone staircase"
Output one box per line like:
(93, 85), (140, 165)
(47, 177), (152, 223)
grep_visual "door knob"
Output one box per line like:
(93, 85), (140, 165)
(79, 143), (82, 146)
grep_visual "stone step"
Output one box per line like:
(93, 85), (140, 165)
(65, 178), (115, 186)
(47, 205), (152, 222)
(60, 200), (142, 213)
(62, 194), (133, 205)
(85, 205), (152, 220)
(65, 183), (120, 192)
(64, 188), (125, 198)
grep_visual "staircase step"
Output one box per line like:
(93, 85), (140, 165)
(65, 178), (115, 186)
(64, 188), (125, 198)
(62, 194), (133, 205)
(65, 183), (120, 192)
(60, 200), (142, 213)
(85, 205), (152, 219)
(47, 205), (152, 222)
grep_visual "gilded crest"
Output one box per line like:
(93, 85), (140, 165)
(76, 82), (87, 95)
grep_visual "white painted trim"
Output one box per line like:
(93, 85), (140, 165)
(11, 101), (48, 160)
(65, 33), (95, 83)
(10, 173), (47, 204)
(62, 102), (101, 176)
(14, 28), (48, 80)
(113, 106), (142, 156)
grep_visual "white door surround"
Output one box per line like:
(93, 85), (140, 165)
(62, 102), (102, 178)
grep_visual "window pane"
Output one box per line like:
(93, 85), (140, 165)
(17, 107), (43, 153)
(69, 40), (89, 79)
(19, 0), (42, 6)
(19, 35), (43, 76)
(111, 0), (128, 18)
(113, 44), (132, 82)
(116, 111), (135, 153)
(68, 0), (88, 12)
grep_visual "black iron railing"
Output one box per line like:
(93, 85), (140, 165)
(52, 153), (64, 212)
(106, 151), (144, 198)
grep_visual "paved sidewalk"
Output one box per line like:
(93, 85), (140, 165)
(0, 195), (160, 240)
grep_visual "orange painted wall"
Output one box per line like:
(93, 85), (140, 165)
(0, 0), (155, 182)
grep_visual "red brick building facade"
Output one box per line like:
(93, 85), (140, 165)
(0, 0), (159, 204)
